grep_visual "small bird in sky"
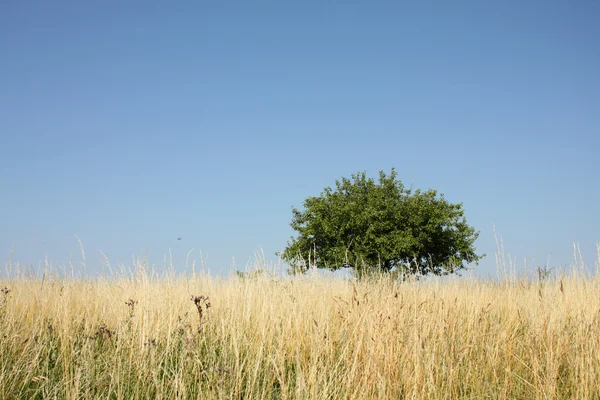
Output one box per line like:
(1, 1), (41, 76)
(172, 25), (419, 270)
(177, 237), (182, 241)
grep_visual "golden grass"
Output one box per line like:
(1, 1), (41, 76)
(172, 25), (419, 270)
(1, 261), (600, 399)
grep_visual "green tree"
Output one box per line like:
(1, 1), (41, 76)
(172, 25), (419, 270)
(280, 169), (482, 278)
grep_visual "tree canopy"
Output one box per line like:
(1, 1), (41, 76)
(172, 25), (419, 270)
(280, 169), (482, 278)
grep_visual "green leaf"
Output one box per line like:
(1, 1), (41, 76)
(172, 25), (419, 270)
(280, 168), (482, 278)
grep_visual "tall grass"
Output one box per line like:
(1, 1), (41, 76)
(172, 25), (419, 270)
(1, 248), (600, 399)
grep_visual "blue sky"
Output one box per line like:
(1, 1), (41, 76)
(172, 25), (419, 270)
(1, 1), (598, 277)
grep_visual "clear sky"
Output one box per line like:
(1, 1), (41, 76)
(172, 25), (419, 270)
(1, 1), (598, 277)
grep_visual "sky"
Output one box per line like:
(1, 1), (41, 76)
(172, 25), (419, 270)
(1, 1), (598, 278)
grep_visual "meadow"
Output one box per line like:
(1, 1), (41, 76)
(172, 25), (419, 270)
(1, 248), (600, 399)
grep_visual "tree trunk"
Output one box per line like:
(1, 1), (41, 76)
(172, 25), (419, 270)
(383, 259), (392, 272)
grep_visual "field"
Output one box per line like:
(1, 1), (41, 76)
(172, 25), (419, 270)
(1, 251), (600, 399)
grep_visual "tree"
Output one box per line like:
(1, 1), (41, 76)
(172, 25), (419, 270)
(280, 169), (482, 278)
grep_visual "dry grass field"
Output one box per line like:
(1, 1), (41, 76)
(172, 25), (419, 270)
(1, 247), (600, 399)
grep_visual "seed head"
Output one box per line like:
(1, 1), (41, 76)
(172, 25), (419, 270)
(125, 299), (138, 308)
